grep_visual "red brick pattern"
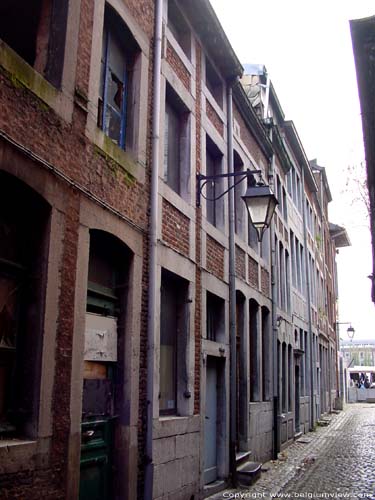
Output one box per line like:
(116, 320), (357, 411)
(206, 99), (224, 137)
(235, 245), (246, 281)
(166, 42), (190, 92)
(162, 198), (190, 257)
(75, 0), (95, 96)
(261, 268), (270, 296)
(206, 235), (225, 280)
(125, 0), (154, 38)
(0, 73), (149, 230)
(248, 256), (259, 289)
(51, 191), (80, 475)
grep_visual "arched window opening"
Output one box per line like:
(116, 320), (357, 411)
(0, 172), (50, 438)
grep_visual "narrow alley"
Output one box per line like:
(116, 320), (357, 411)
(209, 404), (375, 499)
(280, 404), (375, 498)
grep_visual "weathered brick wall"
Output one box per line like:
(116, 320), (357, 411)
(248, 256), (259, 289)
(162, 199), (190, 257)
(206, 235), (225, 280)
(0, 470), (64, 500)
(166, 42), (190, 91)
(50, 190), (80, 484)
(261, 268), (270, 296)
(235, 245), (246, 281)
(0, 0), (154, 498)
(206, 99), (224, 137)
(124, 0), (155, 38)
(75, 0), (94, 96)
(0, 73), (149, 230)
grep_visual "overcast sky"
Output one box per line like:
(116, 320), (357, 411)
(210, 0), (375, 340)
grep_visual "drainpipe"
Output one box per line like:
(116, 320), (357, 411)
(268, 141), (279, 460)
(319, 173), (330, 413)
(301, 167), (315, 430)
(261, 72), (279, 460)
(144, 1), (163, 498)
(227, 81), (238, 487)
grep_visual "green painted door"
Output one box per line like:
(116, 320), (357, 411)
(79, 419), (114, 500)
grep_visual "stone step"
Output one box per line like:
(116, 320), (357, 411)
(237, 461), (262, 487)
(317, 419), (330, 426)
(236, 450), (252, 466)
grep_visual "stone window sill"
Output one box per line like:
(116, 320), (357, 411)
(0, 439), (37, 474)
(0, 40), (73, 123)
(91, 127), (146, 185)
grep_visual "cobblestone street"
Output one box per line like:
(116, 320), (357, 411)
(208, 404), (375, 500)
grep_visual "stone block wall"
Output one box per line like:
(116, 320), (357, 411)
(153, 416), (200, 499)
(249, 402), (273, 462)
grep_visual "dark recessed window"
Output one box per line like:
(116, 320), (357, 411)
(0, 0), (69, 87)
(168, 0), (191, 59)
(206, 135), (224, 229)
(159, 269), (189, 415)
(0, 172), (50, 439)
(206, 292), (225, 342)
(164, 85), (190, 198)
(206, 57), (223, 108)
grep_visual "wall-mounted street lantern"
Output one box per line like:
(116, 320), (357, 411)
(337, 322), (355, 340)
(196, 168), (278, 242)
(347, 325), (355, 339)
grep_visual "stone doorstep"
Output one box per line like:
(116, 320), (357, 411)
(203, 479), (227, 499)
(236, 450), (252, 466)
(316, 419), (330, 426)
(237, 461), (262, 487)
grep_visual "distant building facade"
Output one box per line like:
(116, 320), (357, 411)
(350, 15), (375, 303)
(341, 339), (375, 367)
(0, 1), (348, 499)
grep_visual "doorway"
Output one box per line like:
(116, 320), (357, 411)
(204, 357), (218, 484)
(295, 365), (300, 434)
(79, 231), (131, 500)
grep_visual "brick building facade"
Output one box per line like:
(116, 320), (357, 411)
(0, 1), (346, 499)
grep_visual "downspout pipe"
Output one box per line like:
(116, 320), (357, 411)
(301, 167), (315, 430)
(262, 74), (279, 459)
(144, 1), (163, 498)
(268, 131), (279, 460)
(227, 81), (238, 487)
